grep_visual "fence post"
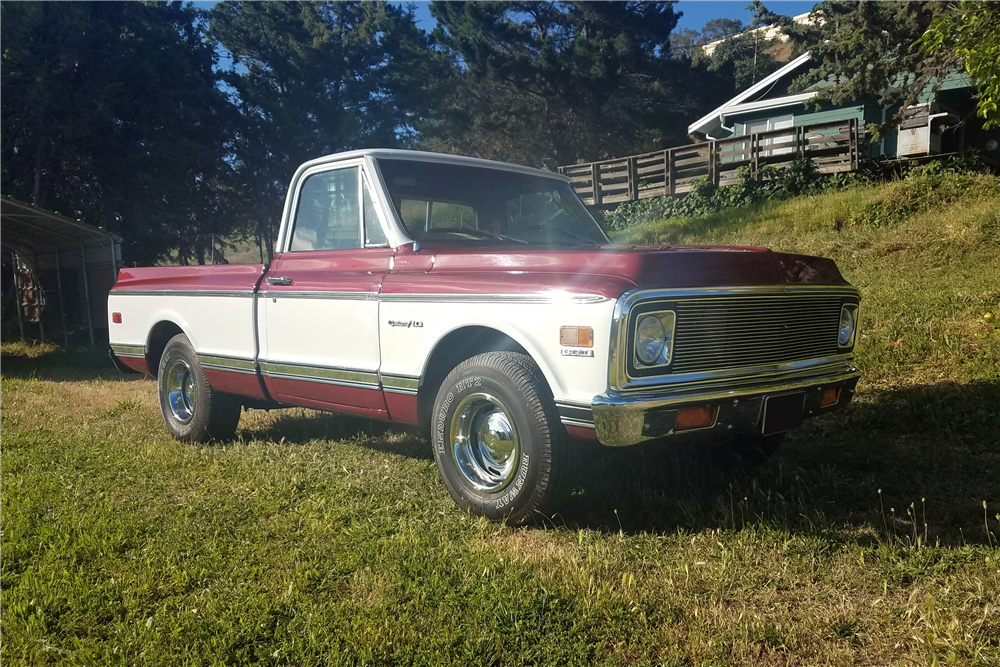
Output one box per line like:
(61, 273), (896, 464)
(591, 163), (602, 206)
(627, 157), (638, 201)
(751, 134), (759, 179)
(850, 118), (859, 170)
(709, 142), (719, 186)
(667, 149), (675, 195)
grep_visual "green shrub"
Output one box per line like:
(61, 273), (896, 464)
(602, 158), (870, 233)
(600, 154), (996, 234)
(854, 160), (1000, 228)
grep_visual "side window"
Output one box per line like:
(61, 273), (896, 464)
(290, 167), (360, 251)
(363, 178), (387, 246)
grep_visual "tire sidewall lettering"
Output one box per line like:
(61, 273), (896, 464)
(433, 365), (542, 518)
(492, 452), (530, 511)
(434, 377), (481, 454)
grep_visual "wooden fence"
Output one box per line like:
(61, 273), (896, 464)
(558, 119), (863, 207)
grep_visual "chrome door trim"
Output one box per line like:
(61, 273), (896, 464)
(378, 293), (611, 305)
(262, 291), (377, 300)
(259, 360), (381, 390)
(110, 290), (254, 298)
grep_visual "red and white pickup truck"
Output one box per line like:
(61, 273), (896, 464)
(109, 149), (860, 523)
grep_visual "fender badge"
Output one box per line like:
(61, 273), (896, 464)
(561, 348), (594, 357)
(388, 320), (423, 328)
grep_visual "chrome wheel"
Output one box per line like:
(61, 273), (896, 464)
(165, 359), (198, 424)
(450, 392), (520, 492)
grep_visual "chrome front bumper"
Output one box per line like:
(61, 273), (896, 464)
(591, 364), (860, 447)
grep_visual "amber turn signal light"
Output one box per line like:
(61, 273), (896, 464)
(821, 386), (841, 407)
(675, 405), (719, 431)
(560, 326), (593, 347)
(112, 312), (123, 324)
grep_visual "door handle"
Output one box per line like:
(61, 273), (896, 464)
(266, 276), (293, 286)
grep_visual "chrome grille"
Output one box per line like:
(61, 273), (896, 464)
(669, 295), (843, 374)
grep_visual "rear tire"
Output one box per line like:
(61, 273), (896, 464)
(430, 351), (578, 525)
(157, 334), (241, 442)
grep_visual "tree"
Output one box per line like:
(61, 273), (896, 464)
(1, 2), (237, 265)
(425, 1), (703, 168)
(786, 1), (952, 136)
(669, 27), (703, 61)
(670, 19), (743, 61)
(707, 2), (790, 93)
(209, 1), (443, 257)
(918, 1), (1000, 129)
(701, 17), (744, 43)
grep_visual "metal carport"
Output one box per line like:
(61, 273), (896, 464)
(1, 196), (122, 347)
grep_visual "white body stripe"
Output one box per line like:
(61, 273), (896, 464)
(108, 293), (255, 362)
(258, 296), (381, 380)
(379, 298), (615, 407)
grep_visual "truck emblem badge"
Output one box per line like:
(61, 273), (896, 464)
(389, 320), (423, 328)
(560, 348), (594, 357)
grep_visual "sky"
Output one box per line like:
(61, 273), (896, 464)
(397, 1), (819, 33)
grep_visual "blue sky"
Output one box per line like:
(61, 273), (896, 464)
(397, 1), (818, 33)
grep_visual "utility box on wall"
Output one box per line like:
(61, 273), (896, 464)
(896, 103), (958, 157)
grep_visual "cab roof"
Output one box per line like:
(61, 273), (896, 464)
(297, 149), (570, 182)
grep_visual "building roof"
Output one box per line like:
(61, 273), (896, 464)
(1, 196), (120, 259)
(700, 12), (814, 57)
(688, 52), (816, 138)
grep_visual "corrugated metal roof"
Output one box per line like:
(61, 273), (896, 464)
(1, 196), (121, 256)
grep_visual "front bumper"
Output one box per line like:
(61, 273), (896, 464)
(592, 364), (860, 447)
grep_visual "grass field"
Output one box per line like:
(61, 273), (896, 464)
(3, 170), (999, 665)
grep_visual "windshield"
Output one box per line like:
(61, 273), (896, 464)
(376, 158), (610, 246)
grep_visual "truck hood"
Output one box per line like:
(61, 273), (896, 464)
(386, 243), (849, 300)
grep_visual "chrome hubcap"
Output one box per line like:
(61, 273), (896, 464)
(165, 359), (198, 424)
(450, 392), (519, 492)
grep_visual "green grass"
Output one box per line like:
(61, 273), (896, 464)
(3, 173), (1000, 665)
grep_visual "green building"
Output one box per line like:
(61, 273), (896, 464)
(687, 52), (999, 161)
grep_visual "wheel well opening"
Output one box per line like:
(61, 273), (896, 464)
(146, 321), (185, 378)
(417, 326), (530, 426)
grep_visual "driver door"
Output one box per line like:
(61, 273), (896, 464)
(258, 162), (392, 418)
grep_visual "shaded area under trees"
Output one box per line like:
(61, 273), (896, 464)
(2, 1), (991, 263)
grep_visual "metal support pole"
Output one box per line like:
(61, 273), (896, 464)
(80, 243), (95, 347)
(13, 261), (25, 342)
(31, 248), (44, 342)
(54, 248), (69, 349)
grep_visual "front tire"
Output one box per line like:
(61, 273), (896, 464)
(157, 333), (241, 442)
(430, 351), (576, 524)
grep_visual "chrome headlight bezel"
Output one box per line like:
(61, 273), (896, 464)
(838, 304), (858, 348)
(633, 310), (676, 368)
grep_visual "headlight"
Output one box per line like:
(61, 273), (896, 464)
(634, 311), (675, 366)
(838, 305), (857, 347)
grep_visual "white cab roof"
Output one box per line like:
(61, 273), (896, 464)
(297, 149), (570, 182)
